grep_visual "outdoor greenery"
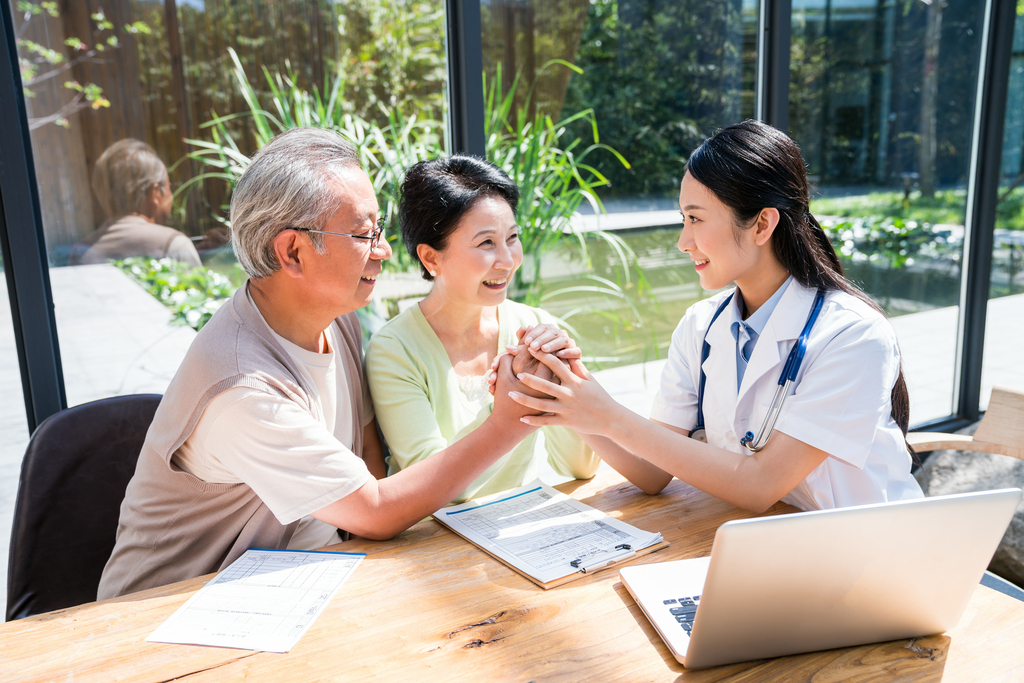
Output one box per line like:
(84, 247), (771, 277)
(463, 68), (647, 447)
(821, 216), (958, 270)
(812, 191), (967, 227)
(18, 0), (1020, 366)
(560, 0), (751, 202)
(114, 257), (239, 331)
(14, 2), (150, 130)
(179, 48), (651, 329)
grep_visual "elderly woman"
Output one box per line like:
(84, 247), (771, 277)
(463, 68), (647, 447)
(367, 156), (666, 502)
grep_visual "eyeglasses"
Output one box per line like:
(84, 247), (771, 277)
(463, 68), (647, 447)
(292, 216), (386, 250)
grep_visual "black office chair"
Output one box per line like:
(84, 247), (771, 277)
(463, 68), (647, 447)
(6, 394), (162, 621)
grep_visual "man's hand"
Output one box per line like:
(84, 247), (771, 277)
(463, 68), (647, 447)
(489, 353), (542, 438)
(510, 344), (568, 398)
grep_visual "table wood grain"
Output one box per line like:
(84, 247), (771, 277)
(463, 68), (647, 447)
(2, 472), (1022, 682)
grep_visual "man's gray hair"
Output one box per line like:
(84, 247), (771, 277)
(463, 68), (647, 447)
(91, 139), (168, 220)
(230, 127), (362, 279)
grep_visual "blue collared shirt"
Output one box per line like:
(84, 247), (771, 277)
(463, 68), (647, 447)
(731, 277), (793, 390)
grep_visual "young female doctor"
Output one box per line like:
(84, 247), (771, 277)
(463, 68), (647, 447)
(507, 120), (924, 512)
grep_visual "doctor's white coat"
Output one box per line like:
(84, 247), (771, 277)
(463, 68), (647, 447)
(650, 279), (924, 510)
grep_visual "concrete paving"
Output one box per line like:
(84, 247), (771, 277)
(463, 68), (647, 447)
(2, 264), (1023, 612)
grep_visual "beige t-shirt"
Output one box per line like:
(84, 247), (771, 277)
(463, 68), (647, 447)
(173, 295), (374, 549)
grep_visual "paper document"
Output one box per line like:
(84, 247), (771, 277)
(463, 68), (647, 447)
(147, 548), (364, 652)
(433, 480), (664, 586)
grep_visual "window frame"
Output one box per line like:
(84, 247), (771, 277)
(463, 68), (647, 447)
(0, 0), (1016, 433)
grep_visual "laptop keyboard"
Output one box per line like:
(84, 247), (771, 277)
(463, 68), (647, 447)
(662, 595), (701, 635)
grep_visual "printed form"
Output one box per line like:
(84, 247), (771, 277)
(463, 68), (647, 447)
(434, 480), (663, 585)
(147, 549), (364, 652)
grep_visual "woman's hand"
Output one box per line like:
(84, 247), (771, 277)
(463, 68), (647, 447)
(506, 350), (621, 437)
(487, 324), (581, 395)
(517, 323), (578, 356)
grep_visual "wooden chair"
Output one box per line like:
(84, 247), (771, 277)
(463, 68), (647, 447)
(6, 394), (161, 621)
(908, 385), (1024, 460)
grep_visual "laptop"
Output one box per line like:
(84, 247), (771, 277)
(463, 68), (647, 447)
(619, 488), (1022, 669)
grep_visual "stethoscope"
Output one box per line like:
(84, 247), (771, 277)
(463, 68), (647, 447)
(690, 287), (826, 451)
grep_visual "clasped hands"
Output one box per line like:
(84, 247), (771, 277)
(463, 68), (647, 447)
(486, 324), (613, 436)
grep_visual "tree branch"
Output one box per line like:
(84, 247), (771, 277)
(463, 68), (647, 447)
(998, 173), (1024, 205)
(28, 90), (86, 130)
(23, 49), (109, 87)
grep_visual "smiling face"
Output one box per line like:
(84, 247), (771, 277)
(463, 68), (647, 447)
(677, 171), (766, 292)
(427, 195), (523, 307)
(307, 167), (392, 314)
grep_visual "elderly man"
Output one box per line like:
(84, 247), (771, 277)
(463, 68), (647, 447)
(70, 138), (202, 267)
(98, 128), (536, 598)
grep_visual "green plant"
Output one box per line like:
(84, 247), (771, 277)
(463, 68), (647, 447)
(822, 216), (960, 268)
(114, 257), (239, 331)
(810, 190), (969, 227)
(15, 2), (150, 129)
(820, 215), (961, 308)
(485, 62), (629, 301)
(175, 47), (442, 273)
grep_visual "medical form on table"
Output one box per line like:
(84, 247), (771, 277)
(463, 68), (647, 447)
(147, 548), (364, 652)
(433, 480), (665, 587)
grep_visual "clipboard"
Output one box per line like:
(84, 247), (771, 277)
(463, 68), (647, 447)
(432, 480), (670, 589)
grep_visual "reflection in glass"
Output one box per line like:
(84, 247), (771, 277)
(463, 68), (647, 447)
(982, 9), (1024, 410)
(67, 139), (202, 268)
(0, 252), (30, 610)
(791, 0), (985, 423)
(12, 0), (447, 407)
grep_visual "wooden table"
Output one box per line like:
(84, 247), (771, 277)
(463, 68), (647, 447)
(3, 471), (1023, 682)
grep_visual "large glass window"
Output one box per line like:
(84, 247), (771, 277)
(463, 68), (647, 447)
(982, 5), (1024, 410)
(480, 0), (759, 367)
(790, 0), (986, 424)
(12, 0), (448, 408)
(0, 257), (29, 610)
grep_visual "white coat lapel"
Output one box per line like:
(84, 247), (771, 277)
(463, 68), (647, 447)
(737, 281), (819, 403)
(701, 296), (740, 428)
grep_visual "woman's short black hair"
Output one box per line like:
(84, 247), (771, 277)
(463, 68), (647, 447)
(399, 155), (520, 280)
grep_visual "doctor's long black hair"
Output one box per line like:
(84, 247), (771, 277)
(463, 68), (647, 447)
(685, 119), (916, 461)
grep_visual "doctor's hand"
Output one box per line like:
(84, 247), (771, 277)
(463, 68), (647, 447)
(507, 350), (621, 437)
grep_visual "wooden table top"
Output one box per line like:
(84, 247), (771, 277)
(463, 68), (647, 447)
(3, 471), (1023, 682)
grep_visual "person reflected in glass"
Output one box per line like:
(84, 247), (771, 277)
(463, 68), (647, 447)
(366, 156), (669, 502)
(69, 138), (201, 267)
(507, 121), (924, 512)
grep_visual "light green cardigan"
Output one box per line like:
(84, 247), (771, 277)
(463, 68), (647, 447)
(365, 299), (599, 503)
